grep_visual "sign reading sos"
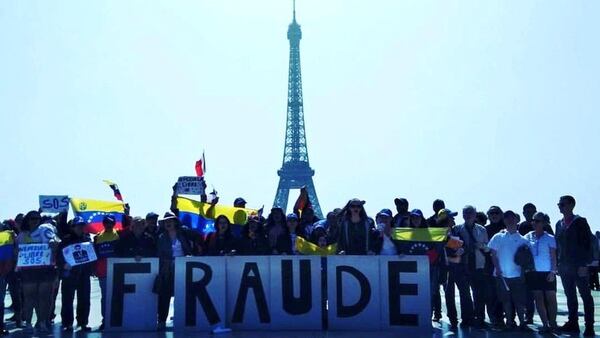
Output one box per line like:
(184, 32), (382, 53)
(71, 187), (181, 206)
(39, 195), (70, 213)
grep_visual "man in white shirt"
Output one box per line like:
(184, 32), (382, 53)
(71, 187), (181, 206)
(488, 210), (529, 331)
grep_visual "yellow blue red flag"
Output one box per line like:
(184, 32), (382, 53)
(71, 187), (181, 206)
(70, 198), (125, 233)
(176, 196), (257, 235)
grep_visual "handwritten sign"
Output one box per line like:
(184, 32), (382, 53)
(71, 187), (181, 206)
(17, 244), (52, 267)
(176, 176), (205, 195)
(39, 195), (70, 213)
(62, 242), (97, 266)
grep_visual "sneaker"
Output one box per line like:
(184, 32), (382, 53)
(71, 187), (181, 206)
(79, 326), (92, 332)
(538, 326), (551, 334)
(560, 321), (580, 333)
(519, 323), (533, 332)
(157, 322), (166, 332)
(23, 322), (34, 334)
(583, 326), (596, 337)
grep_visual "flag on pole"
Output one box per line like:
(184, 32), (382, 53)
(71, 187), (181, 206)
(195, 152), (206, 177)
(102, 180), (123, 201)
(293, 186), (312, 216)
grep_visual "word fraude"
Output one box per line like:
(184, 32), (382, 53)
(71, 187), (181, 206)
(106, 255), (430, 332)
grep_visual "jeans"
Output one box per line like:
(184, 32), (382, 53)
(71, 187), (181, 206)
(0, 277), (6, 329)
(485, 273), (503, 324)
(468, 269), (487, 323)
(496, 277), (526, 326)
(445, 263), (474, 323)
(60, 274), (91, 327)
(560, 265), (595, 326)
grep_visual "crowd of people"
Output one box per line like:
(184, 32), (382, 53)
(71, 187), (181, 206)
(0, 194), (598, 336)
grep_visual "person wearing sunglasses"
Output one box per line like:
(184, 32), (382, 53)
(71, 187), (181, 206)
(337, 199), (376, 255)
(523, 212), (557, 333)
(555, 195), (595, 336)
(155, 212), (194, 331)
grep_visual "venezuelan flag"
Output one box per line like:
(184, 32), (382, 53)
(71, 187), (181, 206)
(176, 196), (257, 235)
(0, 231), (14, 261)
(70, 198), (125, 234)
(392, 227), (448, 264)
(295, 236), (337, 256)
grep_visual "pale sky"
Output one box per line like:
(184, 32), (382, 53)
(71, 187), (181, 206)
(1, 1), (599, 231)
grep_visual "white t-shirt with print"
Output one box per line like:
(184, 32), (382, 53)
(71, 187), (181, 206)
(488, 230), (528, 278)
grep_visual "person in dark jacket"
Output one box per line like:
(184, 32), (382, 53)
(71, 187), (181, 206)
(266, 208), (288, 254)
(298, 207), (319, 238)
(337, 199), (377, 255)
(203, 215), (237, 256)
(442, 209), (474, 329)
(427, 199), (446, 227)
(237, 217), (270, 255)
(155, 213), (194, 331)
(392, 198), (410, 227)
(144, 212), (161, 241)
(58, 217), (94, 332)
(116, 217), (156, 259)
(555, 195), (595, 336)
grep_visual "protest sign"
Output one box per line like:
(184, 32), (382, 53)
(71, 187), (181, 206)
(39, 195), (70, 213)
(174, 257), (227, 331)
(327, 255), (381, 330)
(177, 176), (205, 195)
(227, 256), (271, 330)
(106, 258), (159, 331)
(269, 256), (322, 330)
(106, 256), (431, 332)
(17, 244), (52, 267)
(62, 242), (97, 266)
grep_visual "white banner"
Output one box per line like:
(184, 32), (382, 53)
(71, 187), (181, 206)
(226, 256), (271, 330)
(62, 242), (97, 266)
(39, 195), (70, 213)
(327, 255), (381, 330)
(269, 256), (322, 330)
(176, 176), (205, 195)
(106, 258), (159, 331)
(174, 257), (227, 331)
(17, 244), (52, 267)
(105, 256), (431, 332)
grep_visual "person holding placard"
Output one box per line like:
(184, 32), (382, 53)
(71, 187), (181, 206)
(57, 217), (95, 332)
(16, 210), (59, 334)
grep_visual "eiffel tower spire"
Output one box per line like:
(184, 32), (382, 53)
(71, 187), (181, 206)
(273, 0), (323, 218)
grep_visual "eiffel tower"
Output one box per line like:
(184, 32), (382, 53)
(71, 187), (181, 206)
(273, 0), (323, 218)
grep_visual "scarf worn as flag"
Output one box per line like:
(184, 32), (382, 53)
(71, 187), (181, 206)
(70, 198), (125, 234)
(295, 236), (337, 255)
(177, 196), (257, 235)
(392, 227), (448, 264)
(103, 180), (123, 201)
